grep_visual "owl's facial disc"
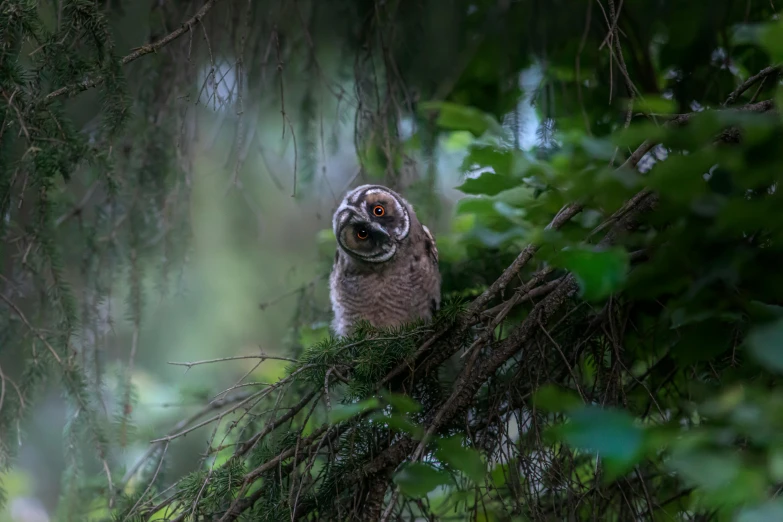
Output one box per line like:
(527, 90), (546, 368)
(333, 185), (413, 263)
(337, 219), (397, 263)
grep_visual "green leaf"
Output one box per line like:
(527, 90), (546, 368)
(381, 391), (422, 414)
(559, 406), (643, 480)
(732, 23), (764, 46)
(418, 101), (504, 137)
(489, 462), (509, 488)
(443, 130), (475, 151)
(456, 196), (496, 216)
(455, 196), (533, 230)
(492, 201), (527, 224)
(492, 185), (538, 207)
(369, 412), (425, 439)
(646, 150), (714, 203)
(468, 225), (528, 248)
(456, 172), (522, 196)
(393, 462), (452, 498)
(533, 384), (583, 413)
(612, 122), (666, 149)
(460, 145), (514, 177)
(557, 247), (629, 301)
(747, 318), (783, 373)
(632, 96), (678, 115)
(671, 451), (740, 491)
(759, 22), (783, 61)
(580, 136), (615, 161)
(747, 301), (783, 324)
(549, 64), (578, 81)
(668, 449), (766, 507)
(435, 436), (486, 484)
(328, 397), (380, 424)
(452, 213), (476, 233)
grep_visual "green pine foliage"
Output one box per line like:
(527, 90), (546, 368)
(295, 299), (465, 397)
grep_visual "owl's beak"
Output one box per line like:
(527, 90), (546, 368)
(369, 223), (392, 242)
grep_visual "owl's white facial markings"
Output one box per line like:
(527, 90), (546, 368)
(333, 185), (411, 264)
(359, 187), (410, 240)
(360, 240), (397, 263)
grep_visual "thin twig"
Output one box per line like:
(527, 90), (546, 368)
(43, 0), (223, 103)
(149, 366), (313, 444)
(235, 389), (319, 456)
(724, 65), (780, 106)
(123, 442), (170, 521)
(54, 179), (101, 228)
(168, 353), (297, 370)
(119, 390), (256, 488)
(0, 293), (63, 364)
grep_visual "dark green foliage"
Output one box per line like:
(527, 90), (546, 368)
(433, 435), (485, 484)
(392, 462), (452, 498)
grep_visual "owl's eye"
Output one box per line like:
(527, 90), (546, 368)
(356, 228), (369, 240)
(373, 205), (385, 217)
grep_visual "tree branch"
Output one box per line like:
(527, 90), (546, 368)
(723, 65), (780, 106)
(43, 0), (223, 103)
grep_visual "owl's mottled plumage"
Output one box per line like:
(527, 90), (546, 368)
(329, 184), (441, 337)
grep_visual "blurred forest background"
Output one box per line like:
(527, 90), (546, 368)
(3, 0), (783, 520)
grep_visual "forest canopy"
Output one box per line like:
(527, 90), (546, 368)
(3, 0), (783, 520)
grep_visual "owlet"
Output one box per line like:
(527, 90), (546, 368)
(329, 184), (441, 337)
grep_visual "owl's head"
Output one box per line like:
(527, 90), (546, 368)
(332, 184), (411, 263)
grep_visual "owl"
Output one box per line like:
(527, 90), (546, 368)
(329, 184), (441, 337)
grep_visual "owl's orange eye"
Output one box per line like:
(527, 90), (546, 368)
(356, 228), (369, 240)
(373, 205), (385, 217)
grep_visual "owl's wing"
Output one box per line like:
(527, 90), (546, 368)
(422, 225), (439, 267)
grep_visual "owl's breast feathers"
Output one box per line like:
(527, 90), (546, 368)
(330, 222), (441, 336)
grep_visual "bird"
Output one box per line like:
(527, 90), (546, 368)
(329, 184), (441, 337)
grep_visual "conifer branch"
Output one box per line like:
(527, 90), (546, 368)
(125, 442), (170, 519)
(149, 383), (286, 444)
(0, 292), (63, 364)
(167, 353), (297, 370)
(42, 0), (222, 103)
(0, 363), (24, 413)
(119, 389), (256, 487)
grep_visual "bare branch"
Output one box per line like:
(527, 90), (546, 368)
(119, 390), (256, 488)
(167, 353), (297, 370)
(724, 65), (781, 106)
(43, 0), (223, 103)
